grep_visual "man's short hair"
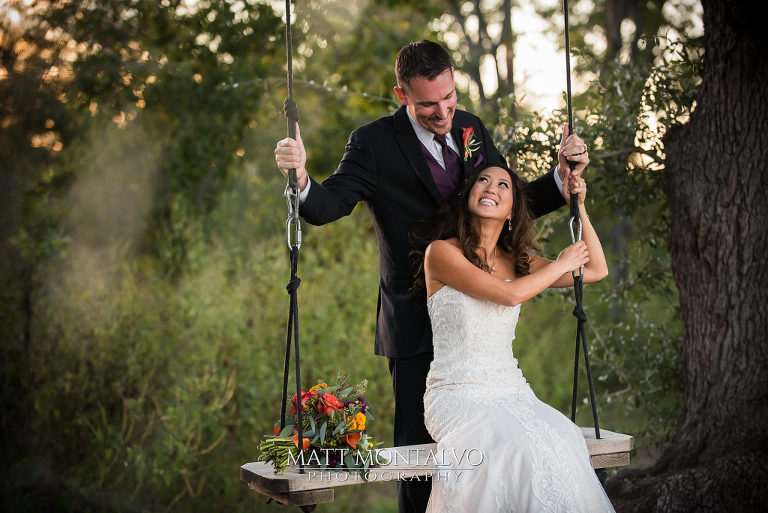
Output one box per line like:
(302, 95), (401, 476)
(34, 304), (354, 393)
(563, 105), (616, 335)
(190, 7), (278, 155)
(395, 40), (453, 92)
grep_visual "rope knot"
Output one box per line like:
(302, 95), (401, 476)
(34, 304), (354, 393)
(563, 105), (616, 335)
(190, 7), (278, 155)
(283, 98), (299, 124)
(286, 277), (301, 294)
(572, 304), (588, 323)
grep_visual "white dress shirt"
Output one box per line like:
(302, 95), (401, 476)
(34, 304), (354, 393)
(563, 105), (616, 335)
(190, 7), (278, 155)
(405, 107), (461, 169)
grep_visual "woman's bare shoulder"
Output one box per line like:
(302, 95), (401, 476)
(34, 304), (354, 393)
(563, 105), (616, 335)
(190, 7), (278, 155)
(426, 238), (460, 257)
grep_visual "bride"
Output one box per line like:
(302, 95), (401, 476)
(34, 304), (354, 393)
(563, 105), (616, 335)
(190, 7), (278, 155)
(412, 164), (614, 512)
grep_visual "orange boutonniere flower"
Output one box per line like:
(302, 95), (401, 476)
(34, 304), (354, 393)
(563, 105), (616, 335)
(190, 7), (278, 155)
(461, 126), (481, 162)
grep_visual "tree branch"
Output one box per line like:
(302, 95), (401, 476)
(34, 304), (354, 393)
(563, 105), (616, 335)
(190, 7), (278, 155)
(591, 147), (665, 167)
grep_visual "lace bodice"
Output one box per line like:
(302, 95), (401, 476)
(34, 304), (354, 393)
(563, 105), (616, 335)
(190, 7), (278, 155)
(425, 285), (529, 393)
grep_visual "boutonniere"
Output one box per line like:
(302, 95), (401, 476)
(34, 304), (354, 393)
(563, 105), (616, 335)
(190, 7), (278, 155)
(461, 126), (481, 162)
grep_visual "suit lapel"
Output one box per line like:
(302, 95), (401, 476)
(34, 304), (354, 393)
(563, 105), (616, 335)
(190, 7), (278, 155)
(394, 106), (444, 205)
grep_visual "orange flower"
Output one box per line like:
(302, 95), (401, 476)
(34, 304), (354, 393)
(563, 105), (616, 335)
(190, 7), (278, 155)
(317, 393), (343, 415)
(309, 382), (328, 394)
(346, 412), (366, 431)
(274, 426), (280, 435)
(345, 432), (361, 449)
(461, 126), (481, 161)
(354, 412), (366, 431)
(290, 433), (310, 450)
(462, 126), (474, 148)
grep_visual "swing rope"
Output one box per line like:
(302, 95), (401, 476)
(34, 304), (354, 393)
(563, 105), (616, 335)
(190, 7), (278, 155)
(279, 0), (306, 474)
(563, 0), (600, 439)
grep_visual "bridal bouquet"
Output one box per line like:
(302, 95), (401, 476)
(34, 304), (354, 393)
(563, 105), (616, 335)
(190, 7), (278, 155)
(257, 376), (386, 475)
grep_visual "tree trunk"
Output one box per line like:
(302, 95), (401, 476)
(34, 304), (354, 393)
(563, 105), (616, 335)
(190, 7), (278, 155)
(604, 0), (628, 57)
(499, 0), (516, 120)
(607, 1), (768, 511)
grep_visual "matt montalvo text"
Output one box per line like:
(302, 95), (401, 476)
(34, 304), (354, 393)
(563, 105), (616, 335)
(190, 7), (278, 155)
(289, 447), (485, 482)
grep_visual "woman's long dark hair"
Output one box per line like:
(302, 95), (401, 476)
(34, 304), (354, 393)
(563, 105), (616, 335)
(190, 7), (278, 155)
(410, 164), (538, 294)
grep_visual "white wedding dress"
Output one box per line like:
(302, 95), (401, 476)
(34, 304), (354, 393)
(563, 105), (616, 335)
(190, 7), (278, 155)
(424, 285), (615, 513)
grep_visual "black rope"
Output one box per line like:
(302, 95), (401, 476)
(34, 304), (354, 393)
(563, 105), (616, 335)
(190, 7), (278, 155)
(279, 254), (302, 429)
(278, 0), (307, 477)
(563, 0), (600, 440)
(279, 249), (305, 472)
(284, 0), (298, 190)
(563, 0), (579, 220)
(568, 275), (600, 438)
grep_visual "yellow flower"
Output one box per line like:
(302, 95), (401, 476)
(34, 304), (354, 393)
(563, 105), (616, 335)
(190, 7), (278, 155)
(355, 412), (366, 431)
(309, 382), (327, 394)
(347, 412), (366, 431)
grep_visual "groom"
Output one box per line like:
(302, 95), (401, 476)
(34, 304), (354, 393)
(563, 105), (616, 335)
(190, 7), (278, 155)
(274, 40), (589, 513)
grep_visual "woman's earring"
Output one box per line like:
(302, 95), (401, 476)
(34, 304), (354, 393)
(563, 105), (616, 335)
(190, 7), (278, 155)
(507, 218), (512, 231)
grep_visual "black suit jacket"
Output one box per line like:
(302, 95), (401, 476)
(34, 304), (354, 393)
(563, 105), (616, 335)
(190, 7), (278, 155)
(301, 106), (565, 358)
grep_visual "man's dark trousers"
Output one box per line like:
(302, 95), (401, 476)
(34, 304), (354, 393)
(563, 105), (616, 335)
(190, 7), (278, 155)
(389, 353), (434, 513)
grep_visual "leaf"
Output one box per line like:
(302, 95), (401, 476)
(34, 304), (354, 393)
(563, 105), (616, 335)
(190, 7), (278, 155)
(365, 409), (375, 421)
(279, 424), (294, 437)
(338, 387), (353, 399)
(333, 421), (345, 435)
(319, 421), (327, 443)
(344, 453), (355, 470)
(309, 416), (316, 433)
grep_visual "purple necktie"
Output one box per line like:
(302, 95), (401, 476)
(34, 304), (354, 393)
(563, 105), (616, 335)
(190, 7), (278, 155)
(433, 134), (461, 188)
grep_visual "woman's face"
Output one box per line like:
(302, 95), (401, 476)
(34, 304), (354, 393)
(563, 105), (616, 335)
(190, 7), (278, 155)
(467, 166), (514, 221)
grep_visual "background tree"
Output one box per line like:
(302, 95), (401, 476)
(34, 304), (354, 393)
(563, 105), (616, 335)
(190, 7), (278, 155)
(539, 0), (702, 62)
(440, 0), (517, 117)
(607, 1), (768, 510)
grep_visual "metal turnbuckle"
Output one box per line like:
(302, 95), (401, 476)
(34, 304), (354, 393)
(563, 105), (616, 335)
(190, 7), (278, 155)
(569, 215), (583, 277)
(284, 184), (302, 250)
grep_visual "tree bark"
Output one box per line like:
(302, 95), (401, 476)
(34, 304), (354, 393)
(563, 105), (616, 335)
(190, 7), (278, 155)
(608, 1), (768, 511)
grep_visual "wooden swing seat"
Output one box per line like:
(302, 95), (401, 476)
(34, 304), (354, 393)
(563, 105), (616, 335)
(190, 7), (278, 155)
(240, 427), (633, 507)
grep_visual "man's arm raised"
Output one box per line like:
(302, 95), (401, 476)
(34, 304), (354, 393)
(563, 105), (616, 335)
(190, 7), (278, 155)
(273, 122), (378, 226)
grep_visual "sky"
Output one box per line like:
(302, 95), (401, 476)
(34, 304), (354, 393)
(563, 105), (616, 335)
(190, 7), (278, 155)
(510, 1), (575, 112)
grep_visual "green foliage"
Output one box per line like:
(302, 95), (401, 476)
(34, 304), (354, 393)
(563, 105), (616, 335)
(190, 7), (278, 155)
(1, 0), (395, 510)
(3, 203), (389, 512)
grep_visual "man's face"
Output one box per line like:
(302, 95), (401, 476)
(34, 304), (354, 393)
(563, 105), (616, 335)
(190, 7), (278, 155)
(394, 68), (457, 135)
